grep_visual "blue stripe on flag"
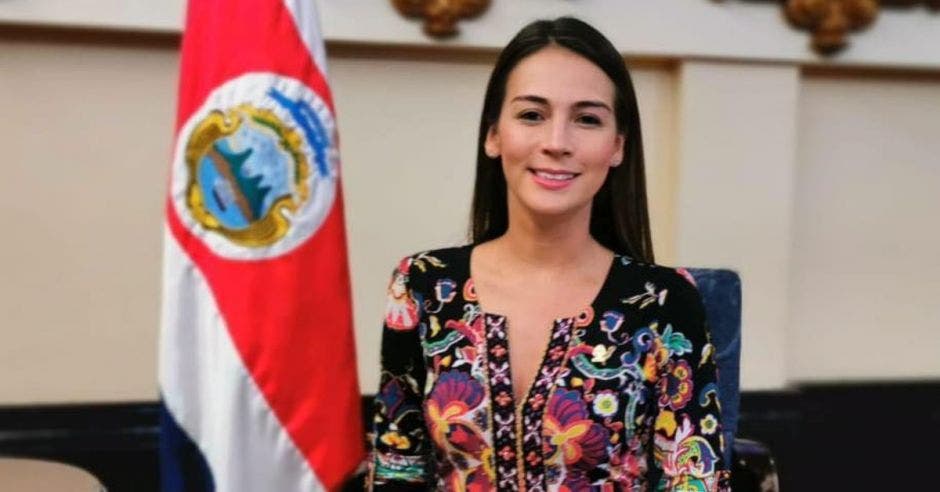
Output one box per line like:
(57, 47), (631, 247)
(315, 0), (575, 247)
(159, 401), (215, 492)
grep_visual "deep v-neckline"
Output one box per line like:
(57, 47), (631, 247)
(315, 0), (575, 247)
(462, 244), (618, 409)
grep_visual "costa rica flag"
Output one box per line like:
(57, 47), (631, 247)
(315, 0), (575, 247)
(158, 1), (364, 490)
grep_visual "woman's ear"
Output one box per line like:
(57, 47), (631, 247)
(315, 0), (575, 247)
(610, 133), (625, 167)
(484, 124), (501, 159)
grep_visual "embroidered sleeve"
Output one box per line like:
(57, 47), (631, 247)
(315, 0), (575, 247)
(650, 271), (731, 492)
(367, 257), (432, 491)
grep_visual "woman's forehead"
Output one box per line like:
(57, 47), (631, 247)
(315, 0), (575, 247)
(504, 45), (615, 106)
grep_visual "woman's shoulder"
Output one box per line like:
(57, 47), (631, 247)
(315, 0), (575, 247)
(611, 256), (705, 308)
(393, 244), (473, 287)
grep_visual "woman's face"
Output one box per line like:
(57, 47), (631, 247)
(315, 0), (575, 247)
(485, 44), (624, 222)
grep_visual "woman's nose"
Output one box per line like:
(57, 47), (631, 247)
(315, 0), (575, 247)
(541, 119), (572, 158)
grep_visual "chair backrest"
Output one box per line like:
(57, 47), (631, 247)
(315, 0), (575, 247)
(685, 268), (742, 466)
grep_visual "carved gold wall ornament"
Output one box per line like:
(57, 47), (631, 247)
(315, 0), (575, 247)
(785, 0), (879, 55)
(715, 0), (940, 56)
(391, 0), (492, 38)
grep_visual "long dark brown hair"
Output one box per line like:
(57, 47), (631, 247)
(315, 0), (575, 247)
(469, 17), (655, 263)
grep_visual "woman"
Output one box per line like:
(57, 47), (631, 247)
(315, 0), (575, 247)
(368, 17), (730, 491)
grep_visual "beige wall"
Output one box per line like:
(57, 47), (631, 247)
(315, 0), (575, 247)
(1, 33), (939, 403)
(789, 73), (940, 382)
(0, 39), (175, 403)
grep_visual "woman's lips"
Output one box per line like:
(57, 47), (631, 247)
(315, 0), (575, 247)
(528, 168), (579, 190)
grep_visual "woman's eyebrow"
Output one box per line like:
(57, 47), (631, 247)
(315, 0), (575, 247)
(510, 94), (549, 105)
(510, 95), (611, 112)
(573, 100), (612, 112)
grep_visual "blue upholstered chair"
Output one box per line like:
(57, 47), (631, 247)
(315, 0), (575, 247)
(686, 268), (778, 491)
(686, 268), (742, 465)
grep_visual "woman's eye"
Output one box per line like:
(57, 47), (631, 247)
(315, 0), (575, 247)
(518, 111), (543, 122)
(577, 114), (602, 126)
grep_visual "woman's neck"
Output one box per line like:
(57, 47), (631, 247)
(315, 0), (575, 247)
(490, 202), (605, 272)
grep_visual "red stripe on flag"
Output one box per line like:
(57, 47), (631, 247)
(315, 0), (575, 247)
(176, 0), (334, 132)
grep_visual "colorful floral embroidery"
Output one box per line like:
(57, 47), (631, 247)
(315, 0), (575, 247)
(368, 246), (730, 491)
(656, 415), (721, 489)
(622, 281), (669, 309)
(543, 389), (610, 489)
(592, 390), (619, 417)
(426, 370), (493, 487)
(659, 359), (695, 411)
(384, 258), (419, 331)
(700, 414), (719, 435)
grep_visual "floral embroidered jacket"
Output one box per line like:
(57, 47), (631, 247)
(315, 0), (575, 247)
(367, 245), (731, 491)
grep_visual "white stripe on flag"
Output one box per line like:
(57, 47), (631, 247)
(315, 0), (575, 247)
(158, 227), (325, 492)
(284, 0), (329, 75)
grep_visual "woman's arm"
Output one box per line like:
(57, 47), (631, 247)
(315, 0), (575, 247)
(366, 258), (432, 491)
(650, 270), (731, 492)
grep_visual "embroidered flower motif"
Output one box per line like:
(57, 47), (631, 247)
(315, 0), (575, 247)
(528, 392), (546, 411)
(609, 436), (647, 484)
(661, 324), (693, 357)
(641, 329), (671, 383)
(622, 282), (667, 309)
(698, 382), (720, 409)
(435, 278), (458, 303)
(494, 390), (512, 407)
(465, 465), (494, 490)
(700, 414), (719, 435)
(543, 389), (609, 469)
(409, 251), (445, 272)
(426, 371), (488, 457)
(462, 278), (477, 301)
(526, 450), (540, 467)
(445, 316), (485, 346)
(663, 415), (720, 479)
(658, 359), (694, 411)
(648, 326), (671, 368)
(592, 390), (619, 417)
(655, 409), (678, 438)
(498, 445), (515, 462)
(457, 345), (478, 366)
(380, 431), (411, 450)
(655, 417), (710, 489)
(385, 258), (419, 331)
(600, 310), (626, 344)
(591, 344), (615, 364)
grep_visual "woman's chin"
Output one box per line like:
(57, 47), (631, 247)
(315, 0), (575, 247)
(516, 198), (590, 222)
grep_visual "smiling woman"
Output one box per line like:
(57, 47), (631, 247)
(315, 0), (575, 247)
(367, 17), (731, 491)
